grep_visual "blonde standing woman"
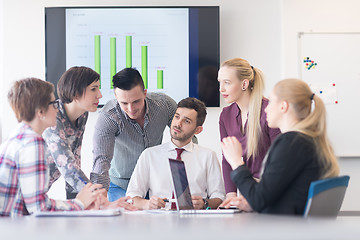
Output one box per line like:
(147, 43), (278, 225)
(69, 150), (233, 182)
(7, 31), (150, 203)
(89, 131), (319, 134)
(220, 79), (339, 215)
(218, 58), (281, 202)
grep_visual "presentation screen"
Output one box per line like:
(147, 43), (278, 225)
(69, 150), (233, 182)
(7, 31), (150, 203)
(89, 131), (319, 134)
(45, 7), (220, 107)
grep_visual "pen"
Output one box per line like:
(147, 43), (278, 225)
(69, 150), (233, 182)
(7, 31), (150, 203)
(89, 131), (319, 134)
(78, 176), (88, 185)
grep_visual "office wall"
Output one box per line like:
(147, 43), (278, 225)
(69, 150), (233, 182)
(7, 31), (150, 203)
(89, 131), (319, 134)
(0, 0), (283, 198)
(282, 0), (360, 210)
(1, 0), (358, 210)
(0, 0), (283, 143)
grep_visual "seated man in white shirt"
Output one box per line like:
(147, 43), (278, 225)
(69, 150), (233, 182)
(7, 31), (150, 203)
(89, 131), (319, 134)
(126, 97), (225, 210)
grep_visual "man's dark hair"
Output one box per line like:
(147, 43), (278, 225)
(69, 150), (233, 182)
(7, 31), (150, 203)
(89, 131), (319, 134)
(58, 66), (100, 103)
(177, 97), (207, 126)
(112, 68), (145, 91)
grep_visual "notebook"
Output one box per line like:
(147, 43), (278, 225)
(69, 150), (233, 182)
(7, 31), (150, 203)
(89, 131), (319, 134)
(33, 208), (123, 217)
(168, 158), (242, 214)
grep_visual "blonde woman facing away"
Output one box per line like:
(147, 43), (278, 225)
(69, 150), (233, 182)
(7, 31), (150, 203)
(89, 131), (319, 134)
(220, 79), (339, 215)
(218, 58), (281, 203)
(0, 78), (105, 216)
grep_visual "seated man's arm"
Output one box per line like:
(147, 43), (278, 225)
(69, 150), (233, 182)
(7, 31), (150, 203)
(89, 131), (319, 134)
(208, 198), (223, 209)
(207, 151), (226, 208)
(126, 150), (154, 210)
(191, 196), (223, 209)
(133, 196), (166, 210)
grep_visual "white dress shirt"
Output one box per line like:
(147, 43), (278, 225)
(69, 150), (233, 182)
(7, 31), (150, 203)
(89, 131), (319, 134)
(126, 141), (225, 200)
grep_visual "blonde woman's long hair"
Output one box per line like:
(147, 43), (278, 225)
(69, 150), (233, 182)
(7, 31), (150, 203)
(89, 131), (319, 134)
(274, 79), (339, 178)
(221, 58), (265, 160)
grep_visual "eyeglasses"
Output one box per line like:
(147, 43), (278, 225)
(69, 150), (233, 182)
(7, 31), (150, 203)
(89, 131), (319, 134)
(48, 100), (60, 110)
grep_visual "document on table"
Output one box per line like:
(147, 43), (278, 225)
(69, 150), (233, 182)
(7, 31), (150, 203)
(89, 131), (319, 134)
(33, 208), (123, 217)
(124, 209), (177, 215)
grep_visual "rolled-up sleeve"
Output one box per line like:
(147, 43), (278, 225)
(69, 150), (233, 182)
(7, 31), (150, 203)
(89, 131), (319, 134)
(126, 151), (150, 198)
(207, 151), (226, 200)
(90, 111), (118, 190)
(19, 138), (83, 214)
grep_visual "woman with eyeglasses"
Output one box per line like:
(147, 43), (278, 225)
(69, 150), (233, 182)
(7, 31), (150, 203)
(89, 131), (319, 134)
(0, 78), (106, 216)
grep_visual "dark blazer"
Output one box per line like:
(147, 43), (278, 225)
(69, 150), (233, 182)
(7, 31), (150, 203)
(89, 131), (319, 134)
(231, 131), (321, 215)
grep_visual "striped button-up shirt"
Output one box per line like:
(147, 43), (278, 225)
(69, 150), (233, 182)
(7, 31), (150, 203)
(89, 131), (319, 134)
(0, 123), (83, 216)
(90, 92), (177, 190)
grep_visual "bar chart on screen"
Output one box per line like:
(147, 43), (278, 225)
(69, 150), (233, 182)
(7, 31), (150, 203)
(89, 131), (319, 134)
(66, 8), (189, 105)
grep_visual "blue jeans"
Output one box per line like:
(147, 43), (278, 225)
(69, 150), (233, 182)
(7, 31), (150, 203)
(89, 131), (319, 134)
(108, 182), (127, 202)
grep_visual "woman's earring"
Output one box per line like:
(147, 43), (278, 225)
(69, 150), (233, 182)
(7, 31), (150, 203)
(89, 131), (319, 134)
(40, 116), (45, 120)
(242, 87), (246, 91)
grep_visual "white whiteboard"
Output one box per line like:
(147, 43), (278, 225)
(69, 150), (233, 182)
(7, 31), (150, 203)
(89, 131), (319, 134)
(298, 32), (360, 157)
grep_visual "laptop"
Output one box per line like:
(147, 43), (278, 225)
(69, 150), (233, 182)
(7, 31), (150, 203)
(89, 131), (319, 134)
(168, 158), (242, 214)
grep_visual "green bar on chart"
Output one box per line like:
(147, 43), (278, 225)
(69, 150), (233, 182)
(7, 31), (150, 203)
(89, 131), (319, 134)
(157, 70), (163, 89)
(94, 35), (101, 88)
(141, 46), (148, 89)
(126, 36), (132, 68)
(110, 37), (116, 89)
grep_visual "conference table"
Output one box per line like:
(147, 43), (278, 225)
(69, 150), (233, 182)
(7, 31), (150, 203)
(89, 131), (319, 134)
(1, 210), (360, 240)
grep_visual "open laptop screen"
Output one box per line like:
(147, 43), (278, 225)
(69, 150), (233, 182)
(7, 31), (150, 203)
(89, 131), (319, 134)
(168, 159), (194, 210)
(168, 158), (242, 214)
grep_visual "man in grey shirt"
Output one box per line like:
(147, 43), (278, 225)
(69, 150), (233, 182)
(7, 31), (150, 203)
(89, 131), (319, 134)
(90, 68), (177, 201)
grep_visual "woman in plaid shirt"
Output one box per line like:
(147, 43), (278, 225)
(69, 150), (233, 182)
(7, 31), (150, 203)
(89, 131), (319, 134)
(0, 78), (105, 216)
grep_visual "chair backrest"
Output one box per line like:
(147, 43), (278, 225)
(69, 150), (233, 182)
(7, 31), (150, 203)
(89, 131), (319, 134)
(304, 175), (350, 217)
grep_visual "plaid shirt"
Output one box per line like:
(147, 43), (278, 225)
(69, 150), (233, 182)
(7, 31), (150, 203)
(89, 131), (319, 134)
(0, 123), (83, 217)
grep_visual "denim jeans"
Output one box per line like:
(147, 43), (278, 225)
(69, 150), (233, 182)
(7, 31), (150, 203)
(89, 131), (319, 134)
(108, 181), (127, 202)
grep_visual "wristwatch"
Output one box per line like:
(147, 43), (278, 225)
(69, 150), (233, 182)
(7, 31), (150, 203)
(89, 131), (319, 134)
(203, 198), (209, 209)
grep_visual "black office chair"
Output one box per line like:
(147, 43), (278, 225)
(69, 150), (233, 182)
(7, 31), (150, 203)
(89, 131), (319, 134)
(303, 175), (350, 217)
